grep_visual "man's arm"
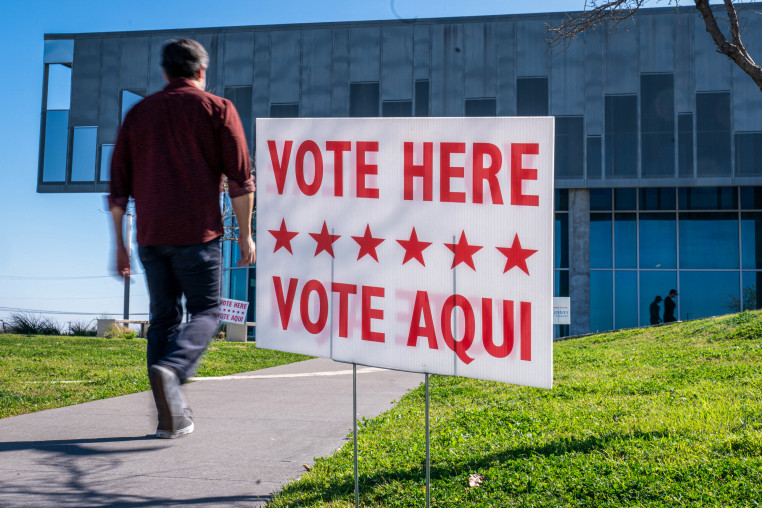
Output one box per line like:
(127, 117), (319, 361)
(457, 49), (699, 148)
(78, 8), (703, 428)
(232, 192), (255, 266)
(110, 205), (131, 276)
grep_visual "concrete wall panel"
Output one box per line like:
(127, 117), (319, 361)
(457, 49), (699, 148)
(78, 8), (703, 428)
(382, 25), (413, 100)
(224, 32), (254, 86)
(270, 31), (301, 104)
(301, 29), (333, 117)
(349, 27), (381, 82)
(465, 22), (497, 98)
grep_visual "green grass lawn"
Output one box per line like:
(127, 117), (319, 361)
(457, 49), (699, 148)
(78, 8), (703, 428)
(0, 335), (308, 419)
(269, 311), (762, 507)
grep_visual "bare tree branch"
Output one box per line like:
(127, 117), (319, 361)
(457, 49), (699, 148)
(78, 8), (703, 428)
(547, 0), (650, 48)
(695, 0), (762, 91)
(548, 0), (762, 92)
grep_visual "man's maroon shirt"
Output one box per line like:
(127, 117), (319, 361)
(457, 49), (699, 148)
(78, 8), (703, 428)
(108, 78), (255, 246)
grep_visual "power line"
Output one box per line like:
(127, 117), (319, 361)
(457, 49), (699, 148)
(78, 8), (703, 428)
(0, 306), (148, 316)
(0, 273), (144, 281)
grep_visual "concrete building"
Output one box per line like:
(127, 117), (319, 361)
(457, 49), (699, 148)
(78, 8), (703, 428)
(38, 5), (762, 337)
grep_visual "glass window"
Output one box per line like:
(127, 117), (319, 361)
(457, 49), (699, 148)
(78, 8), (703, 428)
(269, 103), (299, 118)
(679, 212), (739, 269)
(99, 144), (114, 182)
(678, 113), (694, 177)
(615, 270), (638, 329)
(590, 188), (612, 211)
(605, 95), (638, 178)
(230, 268), (248, 302)
(640, 270), (677, 325)
(465, 98), (496, 117)
(555, 189), (569, 211)
(46, 63), (72, 110)
(350, 82), (380, 117)
(696, 92), (731, 177)
(590, 270), (613, 332)
(222, 267), (230, 299)
(641, 74), (675, 178)
(415, 80), (429, 117)
(640, 187), (676, 210)
(742, 271), (762, 310)
(614, 213), (637, 268)
(741, 187), (762, 210)
(42, 110), (69, 182)
(678, 187), (737, 210)
(587, 136), (602, 179)
(383, 100), (412, 117)
(639, 213), (677, 268)
(555, 212), (569, 269)
(225, 87), (253, 148)
(555, 116), (584, 179)
(614, 188), (637, 210)
(736, 132), (762, 176)
(591, 214), (613, 268)
(741, 212), (762, 269)
(516, 77), (548, 116)
(71, 127), (97, 182)
(555, 269), (569, 297)
(121, 90), (144, 124)
(681, 271), (739, 320)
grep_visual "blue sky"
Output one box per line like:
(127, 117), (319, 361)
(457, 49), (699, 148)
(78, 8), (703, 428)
(0, 0), (680, 329)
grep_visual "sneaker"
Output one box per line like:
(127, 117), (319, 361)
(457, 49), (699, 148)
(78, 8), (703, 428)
(156, 413), (194, 439)
(149, 364), (194, 439)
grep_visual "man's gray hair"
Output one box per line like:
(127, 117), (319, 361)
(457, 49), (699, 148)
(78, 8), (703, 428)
(161, 38), (209, 80)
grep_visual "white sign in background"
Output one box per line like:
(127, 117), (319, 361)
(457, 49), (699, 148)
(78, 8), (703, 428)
(256, 118), (554, 388)
(553, 297), (571, 325)
(219, 298), (249, 324)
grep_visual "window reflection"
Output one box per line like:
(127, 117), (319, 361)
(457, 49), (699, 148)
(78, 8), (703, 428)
(587, 136), (602, 179)
(47, 63), (72, 110)
(614, 188), (636, 210)
(696, 92), (731, 177)
(590, 270), (613, 332)
(42, 110), (69, 182)
(555, 117), (584, 179)
(736, 133), (762, 176)
(678, 113), (694, 177)
(605, 95), (637, 178)
(614, 213), (636, 268)
(230, 268), (247, 302)
(741, 212), (762, 269)
(100, 144), (114, 182)
(590, 188), (612, 211)
(415, 80), (429, 117)
(742, 272), (762, 310)
(641, 74), (674, 178)
(639, 213), (676, 268)
(615, 271), (638, 329)
(640, 270), (676, 325)
(71, 126), (97, 182)
(681, 271), (738, 320)
(516, 77), (548, 116)
(679, 212), (738, 269)
(640, 187), (676, 210)
(555, 213), (568, 269)
(590, 214), (612, 268)
(383, 100), (413, 117)
(350, 82), (380, 117)
(121, 90), (144, 124)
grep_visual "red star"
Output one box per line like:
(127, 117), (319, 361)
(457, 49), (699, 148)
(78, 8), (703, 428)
(497, 234), (537, 275)
(268, 219), (298, 254)
(351, 224), (385, 262)
(444, 231), (482, 271)
(397, 228), (432, 266)
(309, 221), (340, 258)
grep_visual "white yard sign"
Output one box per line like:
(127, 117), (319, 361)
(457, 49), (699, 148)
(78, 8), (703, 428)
(219, 298), (249, 324)
(256, 118), (554, 388)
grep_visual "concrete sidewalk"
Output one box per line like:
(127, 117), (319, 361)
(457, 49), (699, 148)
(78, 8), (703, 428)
(0, 358), (423, 507)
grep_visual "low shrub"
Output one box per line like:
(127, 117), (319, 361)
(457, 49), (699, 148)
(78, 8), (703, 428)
(104, 324), (137, 340)
(8, 313), (63, 335)
(69, 321), (96, 337)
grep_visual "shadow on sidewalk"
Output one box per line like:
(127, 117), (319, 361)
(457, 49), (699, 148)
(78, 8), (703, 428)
(0, 436), (272, 506)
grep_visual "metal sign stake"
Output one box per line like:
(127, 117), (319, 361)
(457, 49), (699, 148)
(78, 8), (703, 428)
(425, 372), (431, 508)
(353, 363), (359, 508)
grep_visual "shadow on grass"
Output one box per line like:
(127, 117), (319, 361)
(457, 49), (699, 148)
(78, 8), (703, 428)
(275, 430), (670, 506)
(0, 435), (272, 507)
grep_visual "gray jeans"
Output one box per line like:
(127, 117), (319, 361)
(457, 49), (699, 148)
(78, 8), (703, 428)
(138, 238), (221, 383)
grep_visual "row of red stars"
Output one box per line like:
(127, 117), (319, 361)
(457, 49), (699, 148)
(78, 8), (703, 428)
(267, 219), (538, 274)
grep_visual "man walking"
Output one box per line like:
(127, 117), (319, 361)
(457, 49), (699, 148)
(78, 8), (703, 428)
(109, 39), (255, 438)
(663, 289), (678, 323)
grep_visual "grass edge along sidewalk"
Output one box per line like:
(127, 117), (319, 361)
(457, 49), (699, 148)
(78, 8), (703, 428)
(268, 311), (762, 507)
(0, 335), (309, 419)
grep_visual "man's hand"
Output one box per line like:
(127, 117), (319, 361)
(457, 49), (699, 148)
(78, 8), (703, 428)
(116, 245), (131, 277)
(238, 236), (256, 266)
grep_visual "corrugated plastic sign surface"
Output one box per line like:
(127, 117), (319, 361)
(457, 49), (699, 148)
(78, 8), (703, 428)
(256, 117), (554, 388)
